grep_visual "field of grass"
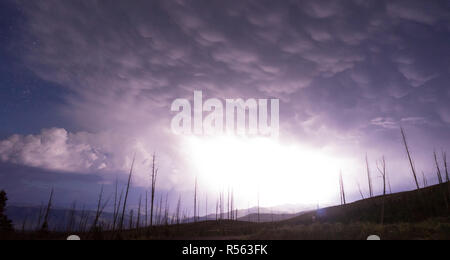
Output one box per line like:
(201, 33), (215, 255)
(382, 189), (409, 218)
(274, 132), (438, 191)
(3, 182), (449, 240)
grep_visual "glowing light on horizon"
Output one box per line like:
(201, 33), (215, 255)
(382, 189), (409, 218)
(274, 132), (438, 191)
(183, 135), (351, 207)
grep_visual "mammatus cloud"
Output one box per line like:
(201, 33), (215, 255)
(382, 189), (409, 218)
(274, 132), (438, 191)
(386, 0), (448, 25)
(2, 0), (450, 204)
(371, 117), (429, 130)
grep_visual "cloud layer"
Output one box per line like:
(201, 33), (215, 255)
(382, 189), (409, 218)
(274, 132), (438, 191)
(1, 0), (450, 205)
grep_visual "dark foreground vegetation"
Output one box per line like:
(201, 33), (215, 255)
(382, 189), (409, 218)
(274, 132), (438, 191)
(1, 182), (449, 240)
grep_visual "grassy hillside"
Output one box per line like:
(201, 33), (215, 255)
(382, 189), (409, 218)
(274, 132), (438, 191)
(285, 182), (450, 225)
(4, 182), (448, 240)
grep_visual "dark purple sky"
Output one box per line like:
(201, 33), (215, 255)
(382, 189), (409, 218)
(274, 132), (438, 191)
(0, 0), (450, 211)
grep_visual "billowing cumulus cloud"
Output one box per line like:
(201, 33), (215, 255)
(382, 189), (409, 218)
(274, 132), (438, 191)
(0, 128), (106, 172)
(0, 128), (159, 185)
(1, 0), (450, 206)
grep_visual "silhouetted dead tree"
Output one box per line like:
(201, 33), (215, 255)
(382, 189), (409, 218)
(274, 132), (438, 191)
(112, 178), (121, 231)
(164, 193), (169, 226)
(36, 203), (44, 230)
(434, 151), (449, 210)
(119, 154), (135, 231)
(339, 172), (346, 205)
(155, 196), (160, 225)
(422, 171), (428, 188)
(366, 154), (373, 198)
(215, 197), (219, 221)
(41, 188), (54, 232)
(150, 153), (158, 227)
(205, 194), (208, 221)
(377, 156), (386, 221)
(145, 191), (148, 227)
(157, 196), (163, 225)
(112, 178), (118, 230)
(194, 177), (198, 223)
(112, 186), (124, 232)
(357, 181), (365, 200)
(401, 127), (420, 189)
(82, 209), (90, 232)
(137, 195), (142, 230)
(377, 156), (387, 225)
(92, 185), (110, 230)
(129, 209), (134, 230)
(228, 188), (231, 220)
(66, 201), (77, 233)
(21, 215), (28, 233)
(112, 181), (124, 232)
(78, 204), (87, 232)
(257, 192), (261, 223)
(220, 192), (224, 220)
(176, 196), (181, 225)
(231, 190), (234, 221)
(387, 170), (392, 194)
(434, 150), (443, 184)
(443, 151), (449, 183)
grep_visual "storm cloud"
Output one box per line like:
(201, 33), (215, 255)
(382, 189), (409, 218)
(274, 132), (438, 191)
(1, 0), (450, 206)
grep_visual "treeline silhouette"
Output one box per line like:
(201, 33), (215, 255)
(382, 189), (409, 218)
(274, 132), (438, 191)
(0, 190), (13, 238)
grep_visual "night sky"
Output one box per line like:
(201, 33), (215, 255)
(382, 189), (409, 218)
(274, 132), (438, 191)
(1, 0), (450, 212)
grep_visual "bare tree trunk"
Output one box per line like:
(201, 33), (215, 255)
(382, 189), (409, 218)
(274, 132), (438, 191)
(227, 188), (229, 220)
(357, 181), (365, 200)
(443, 151), (449, 183)
(36, 203), (44, 231)
(377, 157), (387, 226)
(81, 210), (90, 233)
(434, 150), (443, 184)
(401, 127), (420, 189)
(387, 171), (392, 194)
(137, 195), (142, 230)
(215, 197), (218, 221)
(22, 215), (28, 233)
(339, 172), (346, 205)
(145, 191), (148, 227)
(119, 155), (135, 231)
(67, 201), (77, 233)
(220, 192), (223, 220)
(78, 204), (86, 232)
(113, 187), (124, 232)
(366, 154), (373, 198)
(434, 152), (449, 211)
(164, 193), (169, 226)
(129, 209), (134, 230)
(112, 179), (118, 231)
(41, 188), (54, 232)
(231, 190), (234, 221)
(176, 196), (181, 225)
(93, 185), (110, 230)
(194, 177), (198, 223)
(257, 192), (260, 223)
(158, 196), (163, 225)
(150, 153), (158, 227)
(422, 171), (428, 187)
(93, 185), (104, 229)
